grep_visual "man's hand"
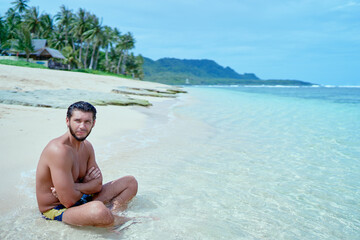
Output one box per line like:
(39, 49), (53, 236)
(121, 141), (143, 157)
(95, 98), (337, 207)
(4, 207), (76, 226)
(82, 167), (102, 183)
(51, 187), (58, 199)
(75, 166), (103, 194)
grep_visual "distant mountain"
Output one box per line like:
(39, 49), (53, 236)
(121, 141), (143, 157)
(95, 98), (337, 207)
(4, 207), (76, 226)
(143, 57), (314, 86)
(144, 57), (259, 80)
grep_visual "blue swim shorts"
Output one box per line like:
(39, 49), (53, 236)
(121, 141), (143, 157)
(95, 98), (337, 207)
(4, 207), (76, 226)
(41, 194), (93, 221)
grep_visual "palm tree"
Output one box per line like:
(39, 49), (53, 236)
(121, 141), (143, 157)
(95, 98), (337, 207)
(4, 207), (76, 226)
(54, 5), (74, 46)
(102, 26), (112, 70)
(83, 14), (103, 69)
(125, 53), (144, 79)
(0, 15), (8, 50)
(5, 8), (21, 40)
(49, 30), (66, 50)
(83, 38), (91, 68)
(61, 45), (78, 69)
(93, 29), (104, 70)
(16, 25), (34, 61)
(11, 0), (29, 14)
(107, 47), (118, 73)
(39, 13), (54, 39)
(24, 6), (41, 38)
(82, 13), (96, 68)
(134, 54), (144, 79)
(3, 8), (22, 52)
(70, 8), (89, 68)
(116, 32), (135, 74)
(100, 26), (117, 71)
(124, 53), (136, 78)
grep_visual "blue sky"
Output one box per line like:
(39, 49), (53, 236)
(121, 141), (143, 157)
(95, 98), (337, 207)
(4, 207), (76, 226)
(1, 0), (359, 85)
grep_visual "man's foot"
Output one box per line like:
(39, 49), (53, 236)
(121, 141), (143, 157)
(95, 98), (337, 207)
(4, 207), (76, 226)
(108, 216), (139, 233)
(108, 199), (128, 213)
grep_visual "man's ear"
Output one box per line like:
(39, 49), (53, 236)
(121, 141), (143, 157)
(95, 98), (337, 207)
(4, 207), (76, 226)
(66, 117), (70, 126)
(92, 119), (96, 127)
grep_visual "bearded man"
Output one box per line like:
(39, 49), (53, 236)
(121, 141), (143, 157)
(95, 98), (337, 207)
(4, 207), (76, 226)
(36, 101), (138, 227)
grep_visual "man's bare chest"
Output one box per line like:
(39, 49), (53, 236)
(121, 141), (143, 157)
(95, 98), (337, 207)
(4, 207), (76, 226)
(71, 151), (89, 181)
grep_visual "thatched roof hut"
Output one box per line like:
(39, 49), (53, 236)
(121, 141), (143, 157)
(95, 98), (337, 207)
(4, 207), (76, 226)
(4, 39), (65, 60)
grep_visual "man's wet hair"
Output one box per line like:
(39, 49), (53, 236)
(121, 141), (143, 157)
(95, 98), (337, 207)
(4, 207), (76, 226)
(67, 101), (97, 120)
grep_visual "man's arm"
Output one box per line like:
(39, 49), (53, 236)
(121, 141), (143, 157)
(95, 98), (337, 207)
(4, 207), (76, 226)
(51, 167), (101, 198)
(74, 167), (102, 194)
(48, 145), (82, 208)
(74, 142), (103, 194)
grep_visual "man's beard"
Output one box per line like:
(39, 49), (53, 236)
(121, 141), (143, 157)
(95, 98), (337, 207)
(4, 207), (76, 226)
(69, 125), (92, 142)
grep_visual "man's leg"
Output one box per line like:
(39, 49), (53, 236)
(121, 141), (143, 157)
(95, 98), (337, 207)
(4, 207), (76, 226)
(62, 201), (115, 227)
(94, 175), (138, 211)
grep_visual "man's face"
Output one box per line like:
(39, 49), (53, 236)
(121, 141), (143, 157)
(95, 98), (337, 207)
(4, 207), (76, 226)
(66, 110), (95, 142)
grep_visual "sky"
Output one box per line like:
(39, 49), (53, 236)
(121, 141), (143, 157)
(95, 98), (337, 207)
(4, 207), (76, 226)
(1, 0), (360, 85)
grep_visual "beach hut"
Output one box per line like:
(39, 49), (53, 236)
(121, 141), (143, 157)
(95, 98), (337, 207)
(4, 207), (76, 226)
(22, 39), (65, 60)
(1, 39), (65, 67)
(31, 47), (65, 60)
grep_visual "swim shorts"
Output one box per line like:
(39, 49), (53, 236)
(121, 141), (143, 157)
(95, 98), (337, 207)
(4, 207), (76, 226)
(42, 194), (93, 221)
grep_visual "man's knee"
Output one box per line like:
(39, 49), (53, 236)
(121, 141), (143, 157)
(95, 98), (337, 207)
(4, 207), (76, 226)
(88, 201), (114, 225)
(126, 175), (138, 195)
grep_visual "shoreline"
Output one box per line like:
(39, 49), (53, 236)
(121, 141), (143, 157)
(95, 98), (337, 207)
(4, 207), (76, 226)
(0, 64), (183, 216)
(0, 64), (170, 92)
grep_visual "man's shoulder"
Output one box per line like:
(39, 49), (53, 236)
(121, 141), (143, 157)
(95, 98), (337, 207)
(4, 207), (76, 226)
(43, 135), (71, 156)
(82, 139), (94, 152)
(83, 139), (93, 148)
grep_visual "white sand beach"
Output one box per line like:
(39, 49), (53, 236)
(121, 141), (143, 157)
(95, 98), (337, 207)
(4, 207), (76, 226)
(0, 64), (177, 215)
(0, 64), (168, 92)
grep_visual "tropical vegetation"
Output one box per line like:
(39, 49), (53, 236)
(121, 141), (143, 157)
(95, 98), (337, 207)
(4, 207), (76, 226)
(143, 58), (314, 86)
(0, 0), (144, 79)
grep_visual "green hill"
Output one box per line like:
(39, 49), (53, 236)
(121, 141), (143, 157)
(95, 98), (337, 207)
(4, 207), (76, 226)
(143, 57), (314, 86)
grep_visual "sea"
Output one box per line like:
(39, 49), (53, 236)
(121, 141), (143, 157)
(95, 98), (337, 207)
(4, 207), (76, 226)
(1, 85), (359, 239)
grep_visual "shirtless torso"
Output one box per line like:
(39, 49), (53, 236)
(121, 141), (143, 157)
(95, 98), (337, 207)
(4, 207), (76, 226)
(36, 134), (96, 213)
(35, 102), (138, 227)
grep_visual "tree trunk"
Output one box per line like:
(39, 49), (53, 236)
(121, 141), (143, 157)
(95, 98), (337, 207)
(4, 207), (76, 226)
(78, 39), (83, 68)
(105, 47), (109, 70)
(116, 51), (123, 74)
(65, 31), (68, 46)
(89, 42), (97, 70)
(84, 41), (90, 69)
(94, 46), (101, 70)
(121, 51), (127, 75)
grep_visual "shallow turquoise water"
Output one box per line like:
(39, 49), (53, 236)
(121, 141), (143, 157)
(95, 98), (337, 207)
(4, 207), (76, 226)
(128, 86), (360, 239)
(169, 86), (360, 239)
(1, 86), (359, 239)
(111, 86), (360, 239)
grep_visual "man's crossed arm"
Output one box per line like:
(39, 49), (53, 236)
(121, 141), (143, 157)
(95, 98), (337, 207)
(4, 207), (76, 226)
(51, 166), (102, 204)
(75, 166), (102, 194)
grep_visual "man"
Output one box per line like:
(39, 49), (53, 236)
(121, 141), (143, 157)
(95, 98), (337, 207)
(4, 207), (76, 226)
(36, 101), (138, 227)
